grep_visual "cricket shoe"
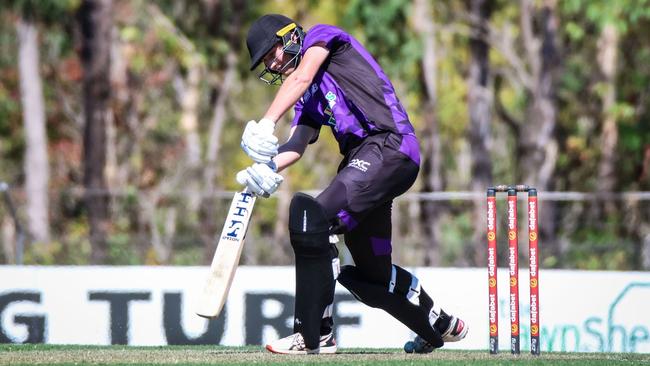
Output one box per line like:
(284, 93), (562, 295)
(440, 315), (468, 342)
(403, 316), (468, 353)
(265, 332), (337, 355)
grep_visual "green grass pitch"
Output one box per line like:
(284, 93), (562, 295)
(1, 345), (649, 365)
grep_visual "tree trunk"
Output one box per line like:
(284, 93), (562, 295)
(177, 56), (202, 213)
(413, 0), (443, 266)
(200, 0), (245, 264)
(143, 191), (177, 264)
(2, 216), (16, 264)
(200, 50), (237, 263)
(513, 0), (561, 265)
(517, 0), (559, 191)
(77, 0), (113, 264)
(106, 26), (121, 192)
(17, 18), (50, 244)
(596, 23), (619, 214)
(467, 0), (494, 266)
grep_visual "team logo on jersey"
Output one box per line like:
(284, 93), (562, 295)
(325, 91), (337, 107)
(348, 159), (370, 172)
(324, 91), (337, 127)
(324, 107), (336, 127)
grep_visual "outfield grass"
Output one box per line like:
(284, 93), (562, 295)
(1, 344), (649, 366)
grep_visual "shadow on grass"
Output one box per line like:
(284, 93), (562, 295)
(337, 349), (396, 355)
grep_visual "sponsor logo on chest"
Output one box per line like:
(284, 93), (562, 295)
(348, 159), (371, 172)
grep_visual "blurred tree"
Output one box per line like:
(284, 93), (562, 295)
(153, 0), (250, 263)
(3, 0), (78, 250)
(16, 12), (49, 244)
(484, 0), (562, 263)
(596, 23), (619, 211)
(559, 0), (650, 269)
(76, 0), (113, 263)
(1, 0), (650, 268)
(195, 0), (247, 264)
(342, 0), (418, 80)
(517, 0), (561, 193)
(560, 0), (650, 190)
(413, 0), (442, 266)
(466, 0), (494, 266)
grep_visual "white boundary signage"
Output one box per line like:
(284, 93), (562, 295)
(0, 266), (648, 352)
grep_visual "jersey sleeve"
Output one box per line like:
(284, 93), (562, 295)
(291, 101), (321, 144)
(302, 24), (350, 53)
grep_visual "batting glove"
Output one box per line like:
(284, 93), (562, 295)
(241, 119), (279, 163)
(236, 162), (283, 198)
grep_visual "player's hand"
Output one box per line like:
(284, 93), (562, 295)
(241, 119), (279, 163)
(236, 162), (283, 198)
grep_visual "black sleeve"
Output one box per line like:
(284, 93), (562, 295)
(279, 125), (320, 155)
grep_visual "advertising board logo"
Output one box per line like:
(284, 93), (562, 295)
(488, 248), (496, 276)
(529, 232), (537, 241)
(511, 324), (519, 334)
(528, 200), (537, 230)
(489, 278), (496, 288)
(487, 232), (496, 241)
(531, 324), (539, 336)
(489, 293), (497, 324)
(510, 277), (517, 287)
(490, 324), (497, 334)
(509, 247), (517, 274)
(487, 199), (495, 231)
(530, 278), (538, 288)
(508, 230), (516, 240)
(508, 201), (516, 229)
(529, 248), (538, 277)
(529, 294), (538, 322)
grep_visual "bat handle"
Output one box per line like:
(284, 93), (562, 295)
(241, 187), (264, 197)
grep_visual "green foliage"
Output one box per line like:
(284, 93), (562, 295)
(562, 0), (650, 32)
(106, 232), (140, 264)
(341, 0), (420, 80)
(566, 215), (635, 270)
(1, 0), (79, 24)
(439, 209), (474, 266)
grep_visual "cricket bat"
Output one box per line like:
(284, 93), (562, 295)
(195, 190), (256, 318)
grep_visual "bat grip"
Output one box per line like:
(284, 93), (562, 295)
(241, 187), (265, 197)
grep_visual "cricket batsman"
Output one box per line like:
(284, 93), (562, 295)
(236, 14), (468, 354)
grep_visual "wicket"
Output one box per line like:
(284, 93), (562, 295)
(486, 185), (539, 355)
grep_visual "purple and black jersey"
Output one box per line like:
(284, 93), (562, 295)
(292, 24), (419, 165)
(281, 24), (446, 343)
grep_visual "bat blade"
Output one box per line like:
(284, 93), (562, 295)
(195, 190), (256, 318)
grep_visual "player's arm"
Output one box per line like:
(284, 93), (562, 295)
(240, 44), (328, 164)
(273, 125), (318, 172)
(263, 44), (329, 123)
